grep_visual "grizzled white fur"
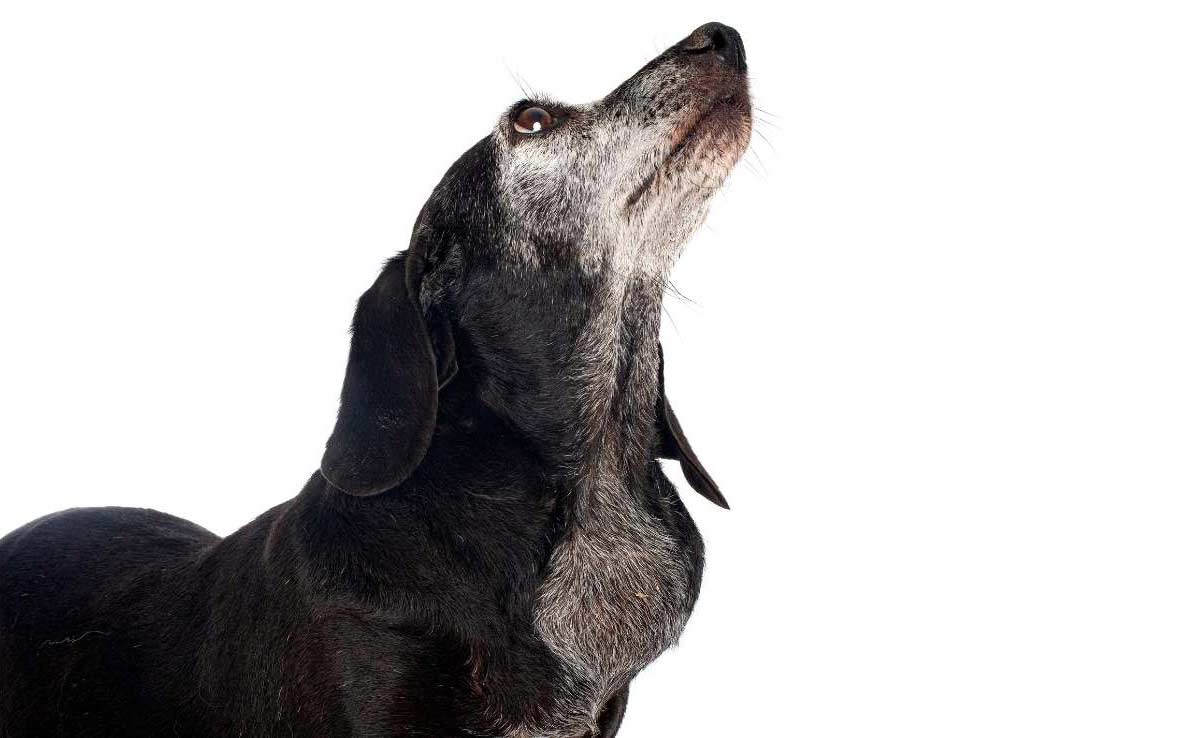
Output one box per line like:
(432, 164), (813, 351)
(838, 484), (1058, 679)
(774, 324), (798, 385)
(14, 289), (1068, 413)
(484, 50), (752, 738)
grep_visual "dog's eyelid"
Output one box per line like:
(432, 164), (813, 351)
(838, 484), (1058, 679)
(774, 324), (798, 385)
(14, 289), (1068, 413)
(509, 98), (562, 114)
(511, 106), (570, 136)
(506, 101), (574, 138)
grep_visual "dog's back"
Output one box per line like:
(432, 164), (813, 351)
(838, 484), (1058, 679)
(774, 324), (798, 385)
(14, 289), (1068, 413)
(0, 507), (216, 736)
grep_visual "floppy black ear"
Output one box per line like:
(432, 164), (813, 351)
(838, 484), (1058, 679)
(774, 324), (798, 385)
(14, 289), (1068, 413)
(320, 249), (454, 496)
(656, 344), (729, 509)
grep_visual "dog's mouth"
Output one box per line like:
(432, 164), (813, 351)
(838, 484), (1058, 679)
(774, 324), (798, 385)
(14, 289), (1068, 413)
(669, 90), (741, 150)
(625, 87), (752, 211)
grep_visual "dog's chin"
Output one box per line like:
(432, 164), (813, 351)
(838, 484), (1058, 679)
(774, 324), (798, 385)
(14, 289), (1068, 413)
(673, 90), (753, 174)
(625, 89), (752, 214)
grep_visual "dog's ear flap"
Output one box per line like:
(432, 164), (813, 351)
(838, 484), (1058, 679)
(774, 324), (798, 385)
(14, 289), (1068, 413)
(320, 249), (454, 496)
(656, 344), (729, 509)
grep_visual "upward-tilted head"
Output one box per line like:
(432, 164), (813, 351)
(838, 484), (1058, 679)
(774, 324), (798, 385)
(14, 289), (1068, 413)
(490, 20), (752, 275)
(321, 23), (752, 500)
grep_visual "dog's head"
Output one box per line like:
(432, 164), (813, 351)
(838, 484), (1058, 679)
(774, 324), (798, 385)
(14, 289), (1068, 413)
(321, 23), (750, 504)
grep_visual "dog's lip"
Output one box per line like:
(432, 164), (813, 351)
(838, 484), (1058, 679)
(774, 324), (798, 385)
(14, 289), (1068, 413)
(668, 95), (731, 151)
(625, 91), (750, 210)
(668, 94), (737, 155)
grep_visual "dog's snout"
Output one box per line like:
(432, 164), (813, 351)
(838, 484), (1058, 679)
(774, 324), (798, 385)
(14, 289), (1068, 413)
(681, 22), (747, 72)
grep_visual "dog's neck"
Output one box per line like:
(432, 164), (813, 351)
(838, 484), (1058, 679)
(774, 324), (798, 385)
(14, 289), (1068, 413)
(456, 264), (668, 486)
(567, 272), (665, 481)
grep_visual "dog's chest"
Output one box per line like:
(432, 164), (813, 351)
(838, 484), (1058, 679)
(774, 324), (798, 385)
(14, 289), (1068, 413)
(515, 475), (695, 737)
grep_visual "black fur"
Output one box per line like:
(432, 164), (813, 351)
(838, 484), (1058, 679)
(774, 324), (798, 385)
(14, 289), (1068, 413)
(0, 22), (745, 738)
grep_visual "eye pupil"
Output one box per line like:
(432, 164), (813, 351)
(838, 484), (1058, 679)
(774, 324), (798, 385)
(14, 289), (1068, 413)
(514, 106), (555, 134)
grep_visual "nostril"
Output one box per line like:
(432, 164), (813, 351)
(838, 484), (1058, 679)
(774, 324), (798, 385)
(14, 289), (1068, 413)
(709, 26), (730, 54)
(681, 22), (747, 72)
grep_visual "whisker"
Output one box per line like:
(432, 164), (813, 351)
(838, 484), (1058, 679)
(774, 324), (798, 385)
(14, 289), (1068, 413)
(501, 63), (544, 100)
(665, 279), (696, 307)
(503, 62), (536, 99)
(752, 116), (783, 134)
(748, 144), (770, 177)
(752, 128), (779, 153)
(662, 304), (680, 335)
(740, 152), (766, 180)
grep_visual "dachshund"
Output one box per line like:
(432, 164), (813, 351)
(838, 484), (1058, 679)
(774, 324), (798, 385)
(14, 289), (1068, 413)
(0, 21), (751, 738)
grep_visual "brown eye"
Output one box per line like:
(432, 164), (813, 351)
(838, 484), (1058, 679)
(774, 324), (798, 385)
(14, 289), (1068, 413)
(514, 106), (555, 134)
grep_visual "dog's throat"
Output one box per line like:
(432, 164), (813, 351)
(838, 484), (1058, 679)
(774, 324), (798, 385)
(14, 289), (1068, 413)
(510, 284), (690, 737)
(526, 468), (692, 737)
(567, 278), (665, 462)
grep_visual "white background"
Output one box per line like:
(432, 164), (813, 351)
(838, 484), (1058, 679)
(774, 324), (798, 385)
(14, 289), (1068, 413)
(2, 2), (1198, 736)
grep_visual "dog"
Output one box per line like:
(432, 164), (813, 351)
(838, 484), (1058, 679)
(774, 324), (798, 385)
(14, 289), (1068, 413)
(0, 21), (750, 738)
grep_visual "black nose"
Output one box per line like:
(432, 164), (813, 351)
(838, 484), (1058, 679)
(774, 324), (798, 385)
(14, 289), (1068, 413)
(682, 22), (747, 73)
